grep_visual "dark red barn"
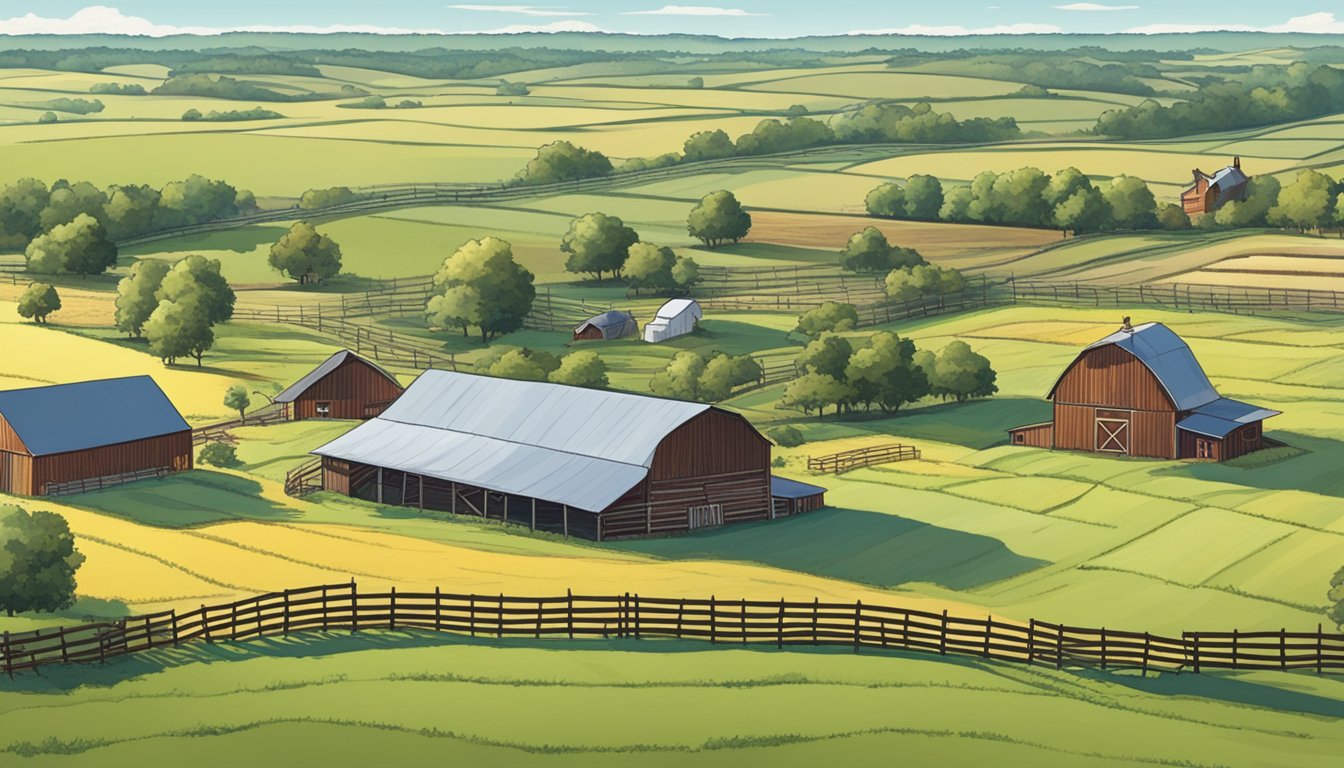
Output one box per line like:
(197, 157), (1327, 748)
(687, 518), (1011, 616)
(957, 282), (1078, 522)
(274, 350), (403, 421)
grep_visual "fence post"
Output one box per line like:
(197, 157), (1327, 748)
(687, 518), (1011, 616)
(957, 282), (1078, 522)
(390, 586), (397, 632)
(2, 630), (10, 679)
(710, 595), (717, 644)
(1280, 628), (1287, 671)
(1318, 624), (1324, 676)
(635, 594), (642, 640)
(498, 593), (505, 638)
(321, 585), (329, 631)
(676, 598), (684, 639)
(469, 595), (476, 637)
(567, 589), (574, 639)
(940, 610), (948, 655)
(202, 604), (211, 644)
(984, 616), (992, 658)
(1026, 618), (1035, 663)
(1191, 632), (1200, 674)
(777, 598), (785, 649)
(282, 589), (290, 636)
(1056, 623), (1064, 670)
(1232, 628), (1239, 668)
(536, 598), (544, 639)
(854, 600), (862, 653)
(811, 598), (819, 646)
(171, 609), (179, 647)
(435, 586), (442, 633)
(1100, 627), (1107, 670)
(351, 580), (359, 633)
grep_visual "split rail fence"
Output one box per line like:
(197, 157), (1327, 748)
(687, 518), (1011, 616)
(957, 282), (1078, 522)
(3, 582), (1342, 678)
(808, 443), (922, 473)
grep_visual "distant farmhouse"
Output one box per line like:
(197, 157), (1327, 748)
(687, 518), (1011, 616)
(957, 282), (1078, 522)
(644, 298), (702, 343)
(274, 350), (403, 421)
(1181, 157), (1250, 216)
(1009, 321), (1279, 461)
(573, 310), (639, 342)
(0, 376), (191, 496)
(311, 370), (806, 540)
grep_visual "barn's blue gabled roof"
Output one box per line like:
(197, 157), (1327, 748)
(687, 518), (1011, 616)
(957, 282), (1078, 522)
(0, 376), (190, 457)
(1050, 323), (1220, 411)
(771, 476), (827, 500)
(581, 311), (636, 330)
(1177, 397), (1280, 439)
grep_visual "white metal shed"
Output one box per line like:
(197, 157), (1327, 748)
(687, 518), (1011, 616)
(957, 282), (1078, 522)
(643, 299), (702, 343)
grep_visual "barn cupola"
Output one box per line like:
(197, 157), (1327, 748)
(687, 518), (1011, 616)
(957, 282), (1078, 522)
(1233, 156), (1241, 170)
(1121, 316), (1134, 333)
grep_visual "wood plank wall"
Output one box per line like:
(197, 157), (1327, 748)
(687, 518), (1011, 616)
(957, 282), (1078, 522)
(293, 358), (404, 420)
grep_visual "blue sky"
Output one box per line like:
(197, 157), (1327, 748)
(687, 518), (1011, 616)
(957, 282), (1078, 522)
(0, 3), (1341, 37)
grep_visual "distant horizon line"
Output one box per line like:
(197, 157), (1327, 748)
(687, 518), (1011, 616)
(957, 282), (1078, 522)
(2, 29), (1343, 40)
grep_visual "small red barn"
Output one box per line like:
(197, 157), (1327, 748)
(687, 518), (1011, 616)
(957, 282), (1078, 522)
(1008, 321), (1279, 461)
(1181, 157), (1250, 216)
(0, 376), (192, 496)
(274, 350), (403, 421)
(573, 311), (638, 341)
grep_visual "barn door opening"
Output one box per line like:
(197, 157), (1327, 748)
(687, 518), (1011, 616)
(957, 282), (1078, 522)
(688, 504), (724, 530)
(1096, 417), (1130, 454)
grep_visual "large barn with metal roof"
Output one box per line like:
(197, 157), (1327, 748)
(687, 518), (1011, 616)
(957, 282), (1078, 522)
(312, 370), (778, 540)
(0, 376), (192, 496)
(1009, 321), (1279, 461)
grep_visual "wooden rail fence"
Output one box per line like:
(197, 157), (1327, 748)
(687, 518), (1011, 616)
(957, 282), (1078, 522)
(284, 458), (323, 497)
(3, 582), (1342, 678)
(808, 443), (922, 473)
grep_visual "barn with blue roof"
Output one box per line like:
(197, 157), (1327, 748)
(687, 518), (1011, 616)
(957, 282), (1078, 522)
(0, 376), (192, 496)
(1009, 320), (1279, 461)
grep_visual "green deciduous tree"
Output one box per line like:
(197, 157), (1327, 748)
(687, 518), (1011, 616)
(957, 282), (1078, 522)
(650, 351), (708, 401)
(0, 178), (52, 249)
(114, 259), (171, 338)
(683, 129), (735, 162)
(0, 506), (84, 617)
(427, 237), (536, 342)
(40, 181), (108, 232)
(845, 331), (929, 413)
(517, 141), (612, 185)
(1102, 175), (1158, 230)
(1269, 170), (1336, 233)
(780, 373), (854, 419)
(797, 335), (853, 381)
(16, 282), (60, 324)
(198, 442), (241, 469)
(224, 384), (251, 422)
(687, 190), (751, 248)
(1053, 187), (1110, 236)
(24, 213), (117, 275)
(923, 340), (999, 402)
(1329, 565), (1344, 629)
(158, 255), (235, 324)
(1157, 203), (1191, 230)
(766, 425), (805, 447)
(865, 183), (906, 218)
(145, 296), (214, 367)
(549, 350), (609, 389)
(268, 222), (343, 285)
(795, 302), (859, 336)
(561, 213), (639, 281)
(904, 175), (945, 220)
(104, 184), (161, 241)
(839, 227), (924, 273)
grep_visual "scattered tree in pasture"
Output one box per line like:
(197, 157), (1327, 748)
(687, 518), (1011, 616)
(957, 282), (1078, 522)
(904, 175), (945, 220)
(670, 255), (700, 289)
(16, 282), (60, 324)
(1335, 193), (1344, 238)
(158, 255), (235, 324)
(885, 264), (967, 305)
(37, 111), (58, 124)
(496, 81), (531, 97)
(687, 76), (705, 89)
(487, 348), (551, 382)
(687, 190), (751, 248)
(1269, 170), (1336, 233)
(919, 341), (999, 402)
(427, 237), (536, 342)
(797, 334), (854, 381)
(1330, 565), (1344, 629)
(683, 129), (735, 162)
(795, 302), (858, 336)
(90, 82), (146, 95)
(549, 350), (609, 388)
(625, 242), (699, 295)
(561, 213), (639, 280)
(865, 183), (906, 219)
(181, 108), (202, 121)
(838, 227), (924, 273)
(780, 373), (854, 419)
(734, 117), (835, 156)
(156, 174), (243, 228)
(24, 213), (117, 275)
(198, 442), (242, 469)
(0, 506), (85, 617)
(0, 178), (52, 248)
(114, 259), (171, 338)
(224, 384), (251, 423)
(517, 141), (612, 185)
(1053, 187), (1110, 237)
(145, 296), (214, 367)
(649, 351), (707, 401)
(845, 331), (929, 413)
(268, 222), (343, 285)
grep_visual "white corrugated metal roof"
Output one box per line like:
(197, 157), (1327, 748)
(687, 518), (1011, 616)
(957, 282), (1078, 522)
(655, 298), (700, 319)
(311, 370), (713, 511)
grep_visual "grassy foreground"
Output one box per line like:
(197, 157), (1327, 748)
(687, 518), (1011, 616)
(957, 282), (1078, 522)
(3, 633), (1344, 767)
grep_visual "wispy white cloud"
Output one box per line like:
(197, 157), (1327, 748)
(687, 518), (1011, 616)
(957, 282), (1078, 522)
(1053, 3), (1139, 11)
(449, 5), (592, 17)
(1127, 11), (1344, 34)
(0, 5), (450, 36)
(623, 5), (766, 16)
(848, 23), (1063, 36)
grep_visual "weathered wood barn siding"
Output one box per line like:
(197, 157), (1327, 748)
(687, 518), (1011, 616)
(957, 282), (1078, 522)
(573, 324), (606, 341)
(1008, 422), (1053, 448)
(0, 412), (191, 496)
(290, 356), (404, 420)
(1178, 423), (1263, 462)
(1051, 345), (1179, 459)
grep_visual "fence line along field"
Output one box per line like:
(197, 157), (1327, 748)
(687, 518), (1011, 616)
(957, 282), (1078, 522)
(5, 581), (1342, 678)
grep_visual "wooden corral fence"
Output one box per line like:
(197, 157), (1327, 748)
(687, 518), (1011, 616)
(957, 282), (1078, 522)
(44, 467), (174, 497)
(191, 405), (289, 446)
(3, 581), (1342, 678)
(808, 444), (921, 473)
(284, 458), (324, 497)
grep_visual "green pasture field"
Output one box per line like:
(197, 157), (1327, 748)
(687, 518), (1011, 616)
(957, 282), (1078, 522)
(3, 637), (1344, 767)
